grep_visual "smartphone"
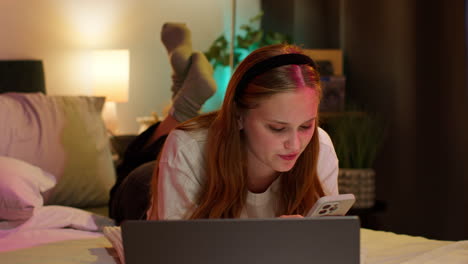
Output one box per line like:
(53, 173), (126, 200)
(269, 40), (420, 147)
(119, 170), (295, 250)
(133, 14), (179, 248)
(306, 194), (356, 217)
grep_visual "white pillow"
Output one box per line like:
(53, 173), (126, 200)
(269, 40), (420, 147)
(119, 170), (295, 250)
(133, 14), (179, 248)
(0, 156), (56, 221)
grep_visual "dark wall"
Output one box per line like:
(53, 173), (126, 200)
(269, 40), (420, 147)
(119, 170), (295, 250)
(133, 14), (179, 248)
(262, 0), (468, 240)
(344, 0), (468, 240)
(261, 0), (294, 38)
(262, 0), (342, 49)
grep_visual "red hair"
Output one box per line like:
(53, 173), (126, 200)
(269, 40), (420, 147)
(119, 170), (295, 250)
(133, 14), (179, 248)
(149, 44), (325, 219)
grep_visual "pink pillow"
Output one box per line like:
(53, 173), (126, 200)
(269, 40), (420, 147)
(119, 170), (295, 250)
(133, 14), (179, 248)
(0, 156), (56, 221)
(0, 93), (116, 208)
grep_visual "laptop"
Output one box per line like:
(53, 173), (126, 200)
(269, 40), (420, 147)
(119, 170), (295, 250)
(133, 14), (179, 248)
(121, 216), (360, 264)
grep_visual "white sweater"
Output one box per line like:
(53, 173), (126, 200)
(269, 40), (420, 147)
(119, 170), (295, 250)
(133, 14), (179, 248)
(151, 127), (339, 220)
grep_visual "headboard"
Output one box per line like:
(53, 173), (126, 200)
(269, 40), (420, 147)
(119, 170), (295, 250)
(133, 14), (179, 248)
(0, 60), (46, 94)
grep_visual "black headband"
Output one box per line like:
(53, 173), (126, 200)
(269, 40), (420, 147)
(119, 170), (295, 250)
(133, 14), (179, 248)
(235, 53), (318, 98)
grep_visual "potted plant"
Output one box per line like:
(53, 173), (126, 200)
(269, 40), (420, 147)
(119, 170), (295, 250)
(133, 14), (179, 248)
(322, 111), (387, 209)
(204, 12), (291, 70)
(201, 13), (291, 112)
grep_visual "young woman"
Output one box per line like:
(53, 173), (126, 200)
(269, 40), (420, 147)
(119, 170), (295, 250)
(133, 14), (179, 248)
(147, 44), (339, 220)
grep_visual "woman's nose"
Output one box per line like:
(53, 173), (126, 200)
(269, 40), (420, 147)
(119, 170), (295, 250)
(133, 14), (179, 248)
(284, 132), (300, 150)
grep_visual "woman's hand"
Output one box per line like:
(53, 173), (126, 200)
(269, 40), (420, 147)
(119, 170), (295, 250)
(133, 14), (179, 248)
(279, 214), (304, 219)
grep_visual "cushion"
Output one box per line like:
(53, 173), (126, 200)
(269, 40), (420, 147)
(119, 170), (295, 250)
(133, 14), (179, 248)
(0, 92), (116, 208)
(0, 156), (56, 221)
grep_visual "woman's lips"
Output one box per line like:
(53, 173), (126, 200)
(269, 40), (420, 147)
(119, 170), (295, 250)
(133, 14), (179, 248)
(279, 153), (298, 161)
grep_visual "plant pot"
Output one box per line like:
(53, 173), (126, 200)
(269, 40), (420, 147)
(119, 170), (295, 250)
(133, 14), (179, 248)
(338, 168), (375, 209)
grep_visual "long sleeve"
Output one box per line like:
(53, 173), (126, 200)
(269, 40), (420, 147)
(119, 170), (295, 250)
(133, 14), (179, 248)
(155, 129), (207, 220)
(316, 128), (339, 195)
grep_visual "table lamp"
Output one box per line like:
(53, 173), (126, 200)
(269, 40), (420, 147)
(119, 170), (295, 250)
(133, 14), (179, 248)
(91, 49), (129, 135)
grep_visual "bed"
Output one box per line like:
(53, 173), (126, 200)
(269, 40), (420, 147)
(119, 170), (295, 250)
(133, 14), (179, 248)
(1, 60), (468, 264)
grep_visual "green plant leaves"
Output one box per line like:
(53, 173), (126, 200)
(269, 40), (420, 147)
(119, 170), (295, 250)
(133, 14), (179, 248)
(325, 113), (387, 169)
(204, 12), (292, 69)
(263, 32), (291, 45)
(204, 35), (230, 68)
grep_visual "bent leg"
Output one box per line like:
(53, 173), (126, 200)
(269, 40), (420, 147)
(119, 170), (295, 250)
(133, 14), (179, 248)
(110, 161), (156, 224)
(108, 23), (216, 222)
(108, 123), (168, 220)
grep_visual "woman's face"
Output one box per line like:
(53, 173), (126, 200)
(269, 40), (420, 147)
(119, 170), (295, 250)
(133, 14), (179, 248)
(241, 86), (319, 179)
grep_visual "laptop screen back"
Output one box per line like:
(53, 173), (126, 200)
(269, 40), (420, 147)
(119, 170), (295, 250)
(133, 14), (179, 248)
(122, 216), (360, 264)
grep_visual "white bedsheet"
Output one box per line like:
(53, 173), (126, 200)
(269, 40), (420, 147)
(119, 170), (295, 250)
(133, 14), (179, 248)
(0, 205), (114, 252)
(1, 209), (468, 264)
(362, 228), (468, 264)
(0, 236), (115, 264)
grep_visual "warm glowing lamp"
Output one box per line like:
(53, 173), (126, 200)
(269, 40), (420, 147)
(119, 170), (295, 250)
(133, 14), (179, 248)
(91, 49), (129, 134)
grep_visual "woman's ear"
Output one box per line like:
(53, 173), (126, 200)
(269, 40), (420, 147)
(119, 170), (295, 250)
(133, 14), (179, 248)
(237, 115), (244, 130)
(234, 104), (244, 130)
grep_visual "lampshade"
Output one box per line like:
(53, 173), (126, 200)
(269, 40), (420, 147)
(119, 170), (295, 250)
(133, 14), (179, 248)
(91, 49), (129, 102)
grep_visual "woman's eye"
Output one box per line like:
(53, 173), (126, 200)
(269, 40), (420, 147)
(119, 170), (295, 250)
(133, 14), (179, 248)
(300, 125), (312, 131)
(269, 126), (285, 132)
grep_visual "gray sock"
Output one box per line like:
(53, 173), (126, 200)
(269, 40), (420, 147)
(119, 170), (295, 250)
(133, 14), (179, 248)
(170, 52), (217, 122)
(161, 23), (193, 98)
